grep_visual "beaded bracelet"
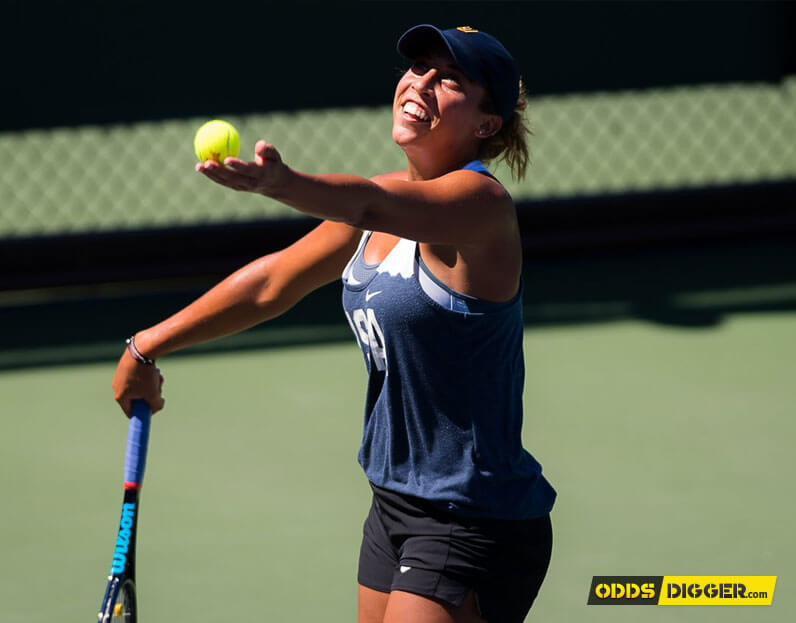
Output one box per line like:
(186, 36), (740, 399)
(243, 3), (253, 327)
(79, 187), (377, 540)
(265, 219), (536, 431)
(126, 335), (155, 365)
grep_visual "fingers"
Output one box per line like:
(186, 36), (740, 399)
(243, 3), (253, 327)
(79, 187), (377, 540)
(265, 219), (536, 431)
(194, 141), (287, 196)
(254, 141), (266, 166)
(255, 140), (281, 164)
(197, 160), (247, 188)
(146, 366), (166, 414)
(113, 352), (166, 417)
(196, 139), (283, 195)
(197, 160), (260, 192)
(149, 395), (166, 414)
(118, 397), (132, 418)
(136, 387), (165, 415)
(224, 158), (263, 180)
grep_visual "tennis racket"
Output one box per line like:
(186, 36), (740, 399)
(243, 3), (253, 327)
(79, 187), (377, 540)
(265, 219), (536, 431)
(97, 400), (152, 623)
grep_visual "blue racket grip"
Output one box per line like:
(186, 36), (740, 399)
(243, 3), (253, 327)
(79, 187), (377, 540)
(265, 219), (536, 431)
(123, 400), (152, 486)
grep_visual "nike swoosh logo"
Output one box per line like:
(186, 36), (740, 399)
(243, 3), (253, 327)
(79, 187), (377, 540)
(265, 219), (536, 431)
(365, 290), (382, 302)
(400, 566), (411, 573)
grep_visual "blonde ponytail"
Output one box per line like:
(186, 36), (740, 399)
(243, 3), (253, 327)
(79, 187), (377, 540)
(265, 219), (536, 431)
(478, 79), (532, 182)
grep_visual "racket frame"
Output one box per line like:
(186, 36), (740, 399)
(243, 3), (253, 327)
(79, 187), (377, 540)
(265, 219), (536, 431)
(97, 401), (151, 623)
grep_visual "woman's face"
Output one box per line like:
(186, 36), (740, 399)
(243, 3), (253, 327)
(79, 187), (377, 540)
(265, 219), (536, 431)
(392, 51), (495, 159)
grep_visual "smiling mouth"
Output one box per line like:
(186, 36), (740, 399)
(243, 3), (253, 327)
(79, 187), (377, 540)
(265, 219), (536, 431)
(402, 101), (431, 123)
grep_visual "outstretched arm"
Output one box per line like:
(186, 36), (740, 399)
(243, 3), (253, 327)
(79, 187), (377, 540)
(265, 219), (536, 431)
(197, 141), (515, 246)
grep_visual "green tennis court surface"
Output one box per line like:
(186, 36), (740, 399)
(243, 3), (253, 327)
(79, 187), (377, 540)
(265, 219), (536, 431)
(1, 311), (793, 622)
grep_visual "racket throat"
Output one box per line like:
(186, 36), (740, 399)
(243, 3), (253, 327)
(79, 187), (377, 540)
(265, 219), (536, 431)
(109, 489), (140, 578)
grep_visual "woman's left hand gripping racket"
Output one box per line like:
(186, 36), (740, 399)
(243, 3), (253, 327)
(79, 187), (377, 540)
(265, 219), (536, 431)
(97, 400), (152, 623)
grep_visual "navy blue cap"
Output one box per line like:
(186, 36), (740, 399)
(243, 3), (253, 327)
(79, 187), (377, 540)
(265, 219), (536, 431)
(397, 25), (520, 124)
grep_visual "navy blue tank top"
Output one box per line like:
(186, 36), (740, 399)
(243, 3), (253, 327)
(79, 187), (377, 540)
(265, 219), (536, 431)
(340, 162), (556, 520)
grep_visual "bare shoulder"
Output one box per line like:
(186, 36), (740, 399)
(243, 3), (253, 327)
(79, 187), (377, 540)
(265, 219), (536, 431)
(370, 169), (408, 183)
(361, 167), (513, 246)
(444, 168), (513, 205)
(441, 169), (517, 237)
(419, 171), (521, 299)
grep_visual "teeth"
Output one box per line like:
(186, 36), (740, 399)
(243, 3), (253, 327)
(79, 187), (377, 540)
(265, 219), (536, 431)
(404, 101), (429, 121)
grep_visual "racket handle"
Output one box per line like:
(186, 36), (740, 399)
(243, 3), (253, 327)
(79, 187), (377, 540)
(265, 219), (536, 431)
(123, 400), (152, 487)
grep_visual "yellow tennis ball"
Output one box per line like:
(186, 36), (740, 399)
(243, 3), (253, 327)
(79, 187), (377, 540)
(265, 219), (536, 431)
(193, 119), (240, 163)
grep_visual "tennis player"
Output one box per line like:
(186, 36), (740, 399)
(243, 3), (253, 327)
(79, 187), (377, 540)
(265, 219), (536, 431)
(113, 24), (556, 623)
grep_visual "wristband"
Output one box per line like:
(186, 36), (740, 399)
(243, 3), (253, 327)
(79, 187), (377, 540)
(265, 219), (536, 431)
(126, 335), (155, 365)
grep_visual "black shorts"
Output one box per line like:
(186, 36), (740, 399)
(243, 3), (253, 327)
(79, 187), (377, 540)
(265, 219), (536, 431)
(358, 483), (553, 623)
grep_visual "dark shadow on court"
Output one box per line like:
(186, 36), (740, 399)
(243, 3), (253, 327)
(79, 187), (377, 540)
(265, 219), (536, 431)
(1, 238), (794, 371)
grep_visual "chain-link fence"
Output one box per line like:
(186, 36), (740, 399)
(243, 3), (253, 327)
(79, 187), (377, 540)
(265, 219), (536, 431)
(2, 77), (795, 238)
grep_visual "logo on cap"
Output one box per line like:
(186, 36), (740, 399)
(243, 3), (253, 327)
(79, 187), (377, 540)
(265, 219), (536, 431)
(457, 26), (479, 33)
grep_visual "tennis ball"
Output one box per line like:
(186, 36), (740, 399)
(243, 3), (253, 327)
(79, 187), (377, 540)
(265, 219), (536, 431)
(193, 119), (240, 163)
